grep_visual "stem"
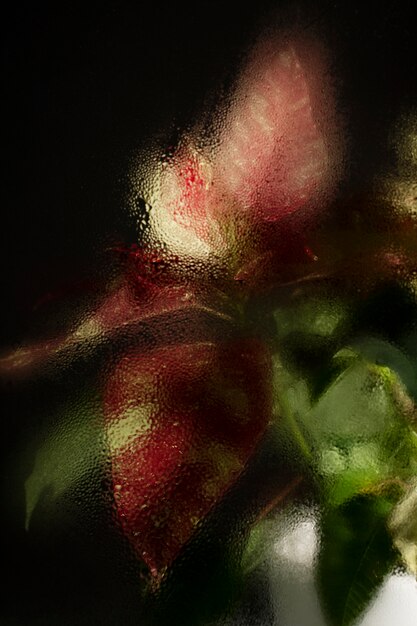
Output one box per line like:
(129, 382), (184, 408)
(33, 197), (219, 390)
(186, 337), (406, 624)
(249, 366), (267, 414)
(255, 475), (304, 524)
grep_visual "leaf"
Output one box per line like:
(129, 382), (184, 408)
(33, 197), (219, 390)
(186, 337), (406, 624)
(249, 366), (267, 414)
(272, 345), (417, 496)
(272, 287), (351, 366)
(103, 338), (272, 580)
(389, 478), (417, 575)
(25, 388), (103, 531)
(0, 281), (237, 382)
(240, 518), (273, 576)
(271, 352), (314, 470)
(349, 336), (417, 402)
(273, 336), (417, 623)
(317, 493), (401, 626)
(307, 352), (417, 507)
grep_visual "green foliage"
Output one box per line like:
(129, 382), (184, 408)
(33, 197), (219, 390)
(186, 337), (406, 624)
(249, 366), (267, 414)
(270, 292), (417, 625)
(25, 388), (103, 531)
(317, 493), (401, 626)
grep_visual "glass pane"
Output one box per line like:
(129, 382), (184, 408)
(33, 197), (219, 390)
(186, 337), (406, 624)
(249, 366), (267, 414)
(3, 2), (416, 625)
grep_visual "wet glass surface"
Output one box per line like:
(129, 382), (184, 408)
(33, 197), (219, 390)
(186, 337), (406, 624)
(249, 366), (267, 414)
(2, 2), (417, 625)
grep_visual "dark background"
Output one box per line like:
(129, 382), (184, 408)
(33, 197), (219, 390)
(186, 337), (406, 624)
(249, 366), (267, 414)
(3, 0), (417, 344)
(2, 1), (417, 624)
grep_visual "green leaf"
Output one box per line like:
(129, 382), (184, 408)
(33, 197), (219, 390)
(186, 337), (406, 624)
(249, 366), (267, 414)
(272, 347), (417, 502)
(306, 352), (417, 506)
(273, 338), (417, 623)
(273, 289), (350, 351)
(389, 479), (417, 575)
(240, 517), (275, 576)
(349, 336), (417, 401)
(25, 388), (103, 531)
(317, 492), (401, 626)
(272, 352), (314, 470)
